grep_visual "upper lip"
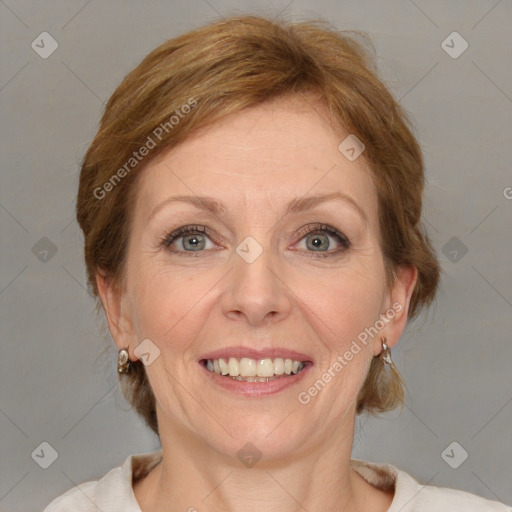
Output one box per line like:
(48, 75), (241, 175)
(199, 346), (313, 363)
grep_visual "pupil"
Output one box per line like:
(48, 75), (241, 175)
(185, 234), (203, 250)
(310, 235), (326, 249)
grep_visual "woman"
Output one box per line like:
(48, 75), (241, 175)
(44, 14), (509, 512)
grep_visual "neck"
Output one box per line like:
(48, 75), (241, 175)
(133, 408), (392, 512)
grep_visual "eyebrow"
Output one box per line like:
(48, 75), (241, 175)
(148, 191), (367, 223)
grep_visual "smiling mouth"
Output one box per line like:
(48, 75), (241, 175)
(201, 356), (309, 382)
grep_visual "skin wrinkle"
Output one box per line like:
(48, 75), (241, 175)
(146, 191), (369, 227)
(97, 96), (417, 512)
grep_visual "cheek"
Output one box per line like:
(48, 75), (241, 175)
(128, 264), (219, 347)
(309, 263), (385, 341)
(312, 267), (384, 386)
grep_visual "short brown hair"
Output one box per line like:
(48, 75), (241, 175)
(76, 14), (441, 436)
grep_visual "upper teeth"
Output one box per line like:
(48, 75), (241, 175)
(206, 357), (305, 377)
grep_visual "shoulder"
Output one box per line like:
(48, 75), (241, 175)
(43, 450), (163, 512)
(43, 478), (103, 512)
(391, 466), (510, 512)
(351, 459), (510, 512)
(405, 482), (510, 511)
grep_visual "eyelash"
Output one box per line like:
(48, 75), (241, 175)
(160, 223), (351, 258)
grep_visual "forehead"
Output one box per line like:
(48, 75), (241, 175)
(134, 96), (377, 223)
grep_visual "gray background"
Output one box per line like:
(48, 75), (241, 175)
(1, 1), (511, 511)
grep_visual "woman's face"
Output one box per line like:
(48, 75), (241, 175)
(100, 96), (415, 460)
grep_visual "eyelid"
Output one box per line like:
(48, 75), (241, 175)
(161, 222), (350, 256)
(160, 224), (217, 248)
(293, 223), (349, 245)
(291, 223), (351, 257)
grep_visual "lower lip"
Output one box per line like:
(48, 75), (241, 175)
(199, 361), (312, 397)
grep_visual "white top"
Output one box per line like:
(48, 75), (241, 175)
(43, 450), (510, 511)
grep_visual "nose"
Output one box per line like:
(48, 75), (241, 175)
(221, 238), (292, 326)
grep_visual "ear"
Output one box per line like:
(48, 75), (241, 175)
(96, 271), (138, 361)
(374, 264), (418, 355)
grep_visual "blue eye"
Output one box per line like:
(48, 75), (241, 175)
(161, 223), (350, 257)
(161, 225), (215, 253)
(295, 224), (351, 257)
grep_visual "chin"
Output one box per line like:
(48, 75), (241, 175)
(201, 414), (315, 466)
